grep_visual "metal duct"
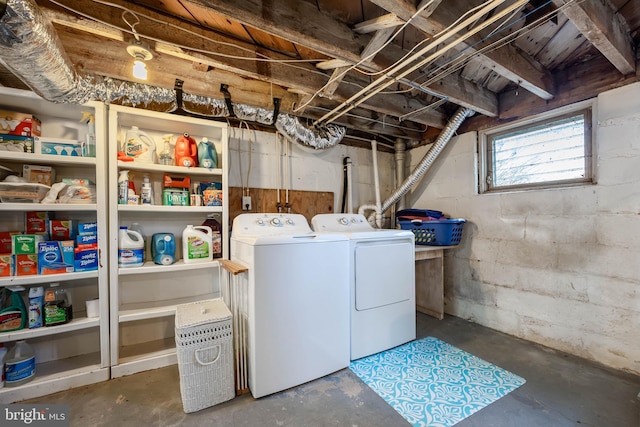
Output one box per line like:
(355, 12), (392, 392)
(366, 107), (473, 223)
(0, 0), (344, 150)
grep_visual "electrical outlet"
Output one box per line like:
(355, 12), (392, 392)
(242, 196), (252, 211)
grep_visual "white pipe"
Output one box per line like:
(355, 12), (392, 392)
(345, 157), (353, 214)
(394, 138), (407, 213)
(371, 140), (383, 228)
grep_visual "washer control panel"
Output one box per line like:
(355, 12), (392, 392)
(233, 213), (312, 236)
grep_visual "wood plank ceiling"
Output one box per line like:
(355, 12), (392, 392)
(2, 0), (639, 146)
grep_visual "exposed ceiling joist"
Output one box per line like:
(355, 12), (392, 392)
(369, 0), (555, 100)
(552, 0), (635, 75)
(42, 0), (446, 130)
(185, 0), (500, 116)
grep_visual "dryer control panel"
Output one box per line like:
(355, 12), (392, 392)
(312, 213), (374, 232)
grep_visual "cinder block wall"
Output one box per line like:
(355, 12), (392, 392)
(409, 82), (640, 374)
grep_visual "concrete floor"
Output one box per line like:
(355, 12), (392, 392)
(25, 313), (640, 426)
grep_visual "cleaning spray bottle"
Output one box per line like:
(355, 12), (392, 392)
(198, 137), (218, 169)
(118, 170), (129, 205)
(159, 134), (174, 166)
(123, 126), (157, 163)
(80, 111), (96, 158)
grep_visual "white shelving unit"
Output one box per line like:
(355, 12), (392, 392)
(0, 88), (109, 403)
(107, 105), (228, 378)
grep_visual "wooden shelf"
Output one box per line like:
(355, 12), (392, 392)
(117, 204), (222, 213)
(0, 202), (97, 211)
(118, 259), (219, 276)
(111, 338), (177, 378)
(117, 160), (222, 176)
(0, 317), (100, 343)
(0, 271), (99, 287)
(119, 294), (212, 322)
(0, 150), (96, 166)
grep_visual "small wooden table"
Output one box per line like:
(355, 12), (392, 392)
(414, 245), (457, 320)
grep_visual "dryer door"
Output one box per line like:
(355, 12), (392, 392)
(354, 240), (414, 310)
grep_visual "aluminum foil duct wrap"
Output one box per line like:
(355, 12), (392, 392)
(0, 0), (345, 150)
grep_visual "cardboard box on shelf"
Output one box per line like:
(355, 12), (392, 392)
(74, 248), (98, 272)
(0, 110), (42, 137)
(49, 220), (76, 241)
(38, 240), (74, 275)
(0, 231), (20, 253)
(14, 254), (38, 276)
(36, 138), (84, 157)
(12, 234), (45, 255)
(0, 134), (35, 153)
(0, 254), (13, 277)
(22, 164), (55, 186)
(25, 211), (49, 234)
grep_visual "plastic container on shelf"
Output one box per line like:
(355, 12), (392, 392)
(198, 137), (218, 169)
(175, 133), (198, 167)
(129, 223), (146, 260)
(118, 170), (129, 205)
(182, 225), (213, 263)
(123, 126), (156, 163)
(140, 175), (154, 205)
(4, 340), (36, 387)
(44, 282), (73, 326)
(118, 226), (145, 267)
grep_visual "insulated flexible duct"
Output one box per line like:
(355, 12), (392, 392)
(364, 107), (473, 225)
(0, 0), (345, 150)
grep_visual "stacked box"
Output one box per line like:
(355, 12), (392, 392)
(0, 254), (13, 277)
(25, 211), (49, 237)
(12, 234), (44, 255)
(49, 220), (75, 241)
(200, 182), (223, 206)
(0, 110), (42, 137)
(14, 254), (38, 276)
(38, 240), (74, 275)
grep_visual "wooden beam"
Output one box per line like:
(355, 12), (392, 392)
(42, 0), (445, 128)
(552, 0), (635, 75)
(353, 14), (404, 34)
(460, 54), (640, 133)
(185, 0), (498, 116)
(369, 0), (555, 100)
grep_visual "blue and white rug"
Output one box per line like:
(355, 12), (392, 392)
(349, 337), (526, 427)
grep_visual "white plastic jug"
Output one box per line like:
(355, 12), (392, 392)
(118, 226), (145, 267)
(123, 126), (157, 163)
(182, 225), (213, 263)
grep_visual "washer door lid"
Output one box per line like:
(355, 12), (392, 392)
(355, 241), (414, 310)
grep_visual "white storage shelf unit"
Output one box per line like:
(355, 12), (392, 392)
(107, 105), (229, 378)
(0, 88), (109, 403)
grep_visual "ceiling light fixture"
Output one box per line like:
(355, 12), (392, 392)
(126, 38), (153, 81)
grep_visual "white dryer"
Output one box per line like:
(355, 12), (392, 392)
(231, 213), (350, 398)
(312, 213), (416, 360)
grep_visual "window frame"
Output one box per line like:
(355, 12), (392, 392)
(478, 100), (597, 194)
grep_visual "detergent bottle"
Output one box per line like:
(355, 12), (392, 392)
(174, 133), (198, 167)
(123, 126), (156, 163)
(182, 225), (213, 263)
(198, 137), (218, 169)
(118, 226), (145, 268)
(4, 340), (35, 387)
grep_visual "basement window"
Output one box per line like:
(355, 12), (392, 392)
(478, 102), (594, 193)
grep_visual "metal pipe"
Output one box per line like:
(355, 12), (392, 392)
(394, 138), (407, 213)
(367, 107), (473, 224)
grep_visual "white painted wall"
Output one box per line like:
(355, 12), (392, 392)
(409, 83), (640, 374)
(226, 127), (396, 217)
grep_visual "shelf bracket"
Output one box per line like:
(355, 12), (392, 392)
(220, 84), (235, 117)
(271, 97), (281, 125)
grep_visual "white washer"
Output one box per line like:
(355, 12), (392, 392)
(312, 213), (416, 360)
(231, 213), (350, 398)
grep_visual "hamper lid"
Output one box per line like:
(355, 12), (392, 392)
(175, 298), (231, 329)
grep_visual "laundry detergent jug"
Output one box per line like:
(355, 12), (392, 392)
(198, 137), (218, 169)
(174, 133), (198, 168)
(118, 227), (145, 268)
(182, 225), (212, 263)
(123, 126), (157, 163)
(151, 233), (176, 265)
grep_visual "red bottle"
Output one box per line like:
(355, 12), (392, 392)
(174, 133), (198, 168)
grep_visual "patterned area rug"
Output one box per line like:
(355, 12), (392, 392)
(349, 336), (526, 427)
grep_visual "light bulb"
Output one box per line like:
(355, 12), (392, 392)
(132, 59), (147, 80)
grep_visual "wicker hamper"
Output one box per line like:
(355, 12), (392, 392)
(175, 298), (235, 413)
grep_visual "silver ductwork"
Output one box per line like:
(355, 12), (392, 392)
(0, 0), (344, 150)
(363, 107), (473, 225)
